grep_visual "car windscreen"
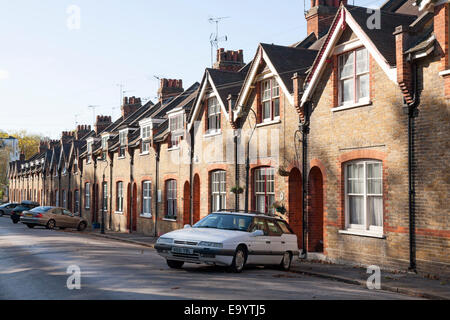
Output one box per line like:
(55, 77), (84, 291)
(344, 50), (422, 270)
(13, 206), (27, 211)
(30, 206), (53, 213)
(193, 214), (253, 232)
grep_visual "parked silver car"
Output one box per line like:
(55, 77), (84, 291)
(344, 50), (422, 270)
(20, 206), (87, 231)
(0, 202), (19, 216)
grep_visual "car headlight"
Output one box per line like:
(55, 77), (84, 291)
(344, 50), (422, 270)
(157, 237), (174, 244)
(198, 241), (223, 248)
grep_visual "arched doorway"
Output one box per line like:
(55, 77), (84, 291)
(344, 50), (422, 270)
(183, 181), (190, 225)
(308, 166), (324, 253)
(193, 174), (200, 223)
(288, 168), (303, 249)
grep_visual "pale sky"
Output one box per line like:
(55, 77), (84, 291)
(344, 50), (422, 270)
(0, 0), (384, 139)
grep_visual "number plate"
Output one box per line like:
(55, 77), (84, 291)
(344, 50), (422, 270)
(26, 213), (33, 217)
(172, 247), (194, 255)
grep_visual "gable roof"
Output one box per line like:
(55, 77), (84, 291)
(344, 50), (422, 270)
(233, 43), (318, 118)
(187, 68), (247, 131)
(300, 5), (417, 107)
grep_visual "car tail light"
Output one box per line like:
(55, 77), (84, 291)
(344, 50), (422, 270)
(34, 213), (43, 218)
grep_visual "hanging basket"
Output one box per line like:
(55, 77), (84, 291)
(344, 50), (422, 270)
(278, 167), (290, 177)
(231, 186), (244, 194)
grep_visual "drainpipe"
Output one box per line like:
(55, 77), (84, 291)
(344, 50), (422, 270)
(154, 143), (161, 237)
(189, 129), (194, 225)
(109, 155), (113, 230)
(129, 150), (134, 234)
(405, 56), (419, 273)
(93, 159), (97, 223)
(234, 133), (239, 211)
(300, 102), (311, 258)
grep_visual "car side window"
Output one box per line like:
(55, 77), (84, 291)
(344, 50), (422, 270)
(251, 218), (269, 236)
(276, 220), (294, 234)
(266, 219), (282, 237)
(63, 209), (72, 216)
(53, 208), (62, 215)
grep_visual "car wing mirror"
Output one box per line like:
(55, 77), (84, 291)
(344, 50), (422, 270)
(184, 224), (192, 229)
(251, 230), (264, 237)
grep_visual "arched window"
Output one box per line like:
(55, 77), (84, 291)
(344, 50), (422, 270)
(142, 181), (152, 217)
(116, 182), (124, 212)
(165, 180), (177, 219)
(253, 167), (275, 214)
(345, 160), (383, 234)
(210, 170), (226, 212)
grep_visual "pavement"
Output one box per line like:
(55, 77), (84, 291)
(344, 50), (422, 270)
(81, 228), (450, 300)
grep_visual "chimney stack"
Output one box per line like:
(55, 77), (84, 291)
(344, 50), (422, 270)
(38, 140), (49, 154)
(75, 124), (91, 140)
(61, 131), (75, 144)
(157, 79), (184, 103)
(306, 0), (345, 38)
(95, 116), (112, 134)
(214, 49), (245, 72)
(121, 97), (142, 119)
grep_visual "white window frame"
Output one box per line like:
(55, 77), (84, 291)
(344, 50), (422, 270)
(85, 183), (90, 209)
(117, 181), (124, 213)
(166, 180), (177, 219)
(254, 167), (275, 214)
(119, 130), (127, 158)
(74, 190), (79, 213)
(344, 160), (383, 235)
(261, 78), (280, 122)
(87, 140), (93, 163)
(211, 170), (226, 212)
(62, 190), (66, 208)
(142, 181), (152, 217)
(169, 113), (184, 149)
(55, 190), (59, 207)
(207, 96), (221, 134)
(102, 182), (108, 211)
(338, 47), (370, 106)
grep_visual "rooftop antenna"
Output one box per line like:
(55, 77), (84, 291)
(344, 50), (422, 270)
(88, 105), (99, 125)
(208, 16), (229, 67)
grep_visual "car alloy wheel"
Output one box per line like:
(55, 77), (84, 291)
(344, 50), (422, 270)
(46, 220), (55, 230)
(77, 222), (86, 231)
(281, 252), (292, 271)
(230, 246), (247, 273)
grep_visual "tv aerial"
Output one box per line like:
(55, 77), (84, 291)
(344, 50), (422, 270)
(208, 16), (230, 67)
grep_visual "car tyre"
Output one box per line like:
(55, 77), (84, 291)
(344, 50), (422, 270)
(167, 260), (184, 269)
(279, 251), (292, 271)
(12, 217), (19, 224)
(229, 246), (247, 273)
(26, 224), (35, 229)
(77, 222), (87, 232)
(46, 219), (56, 230)
(0, 210), (4, 217)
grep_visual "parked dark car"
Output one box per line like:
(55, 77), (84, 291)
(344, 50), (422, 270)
(20, 206), (87, 231)
(10, 201), (40, 223)
(0, 202), (19, 216)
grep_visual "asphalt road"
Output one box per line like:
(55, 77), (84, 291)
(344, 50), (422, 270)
(0, 216), (419, 300)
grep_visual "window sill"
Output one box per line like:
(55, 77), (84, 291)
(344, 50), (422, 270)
(204, 131), (222, 138)
(118, 156), (126, 160)
(168, 147), (180, 151)
(163, 217), (177, 222)
(439, 69), (450, 77)
(338, 229), (385, 239)
(115, 211), (124, 215)
(140, 214), (152, 219)
(332, 100), (372, 112)
(256, 119), (281, 128)
(140, 152), (150, 156)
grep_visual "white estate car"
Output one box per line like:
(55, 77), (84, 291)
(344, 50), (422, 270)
(155, 211), (299, 273)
